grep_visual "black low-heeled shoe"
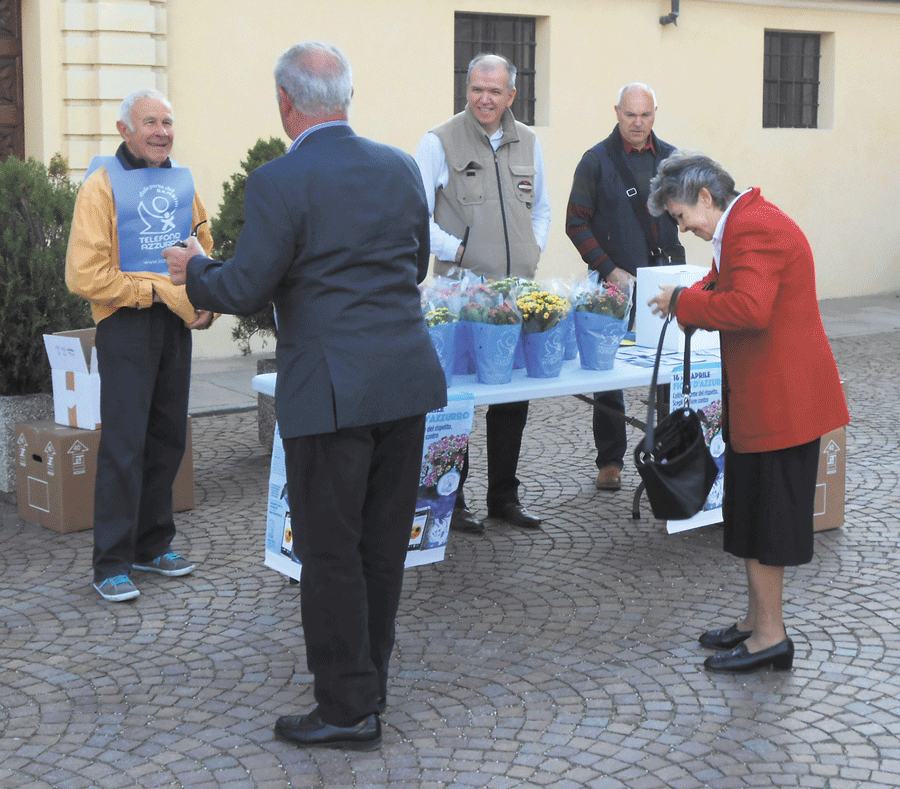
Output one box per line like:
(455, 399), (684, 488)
(704, 637), (794, 674)
(699, 623), (753, 650)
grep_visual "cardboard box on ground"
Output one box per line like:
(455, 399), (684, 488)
(814, 426), (845, 533)
(15, 420), (194, 533)
(16, 329), (194, 533)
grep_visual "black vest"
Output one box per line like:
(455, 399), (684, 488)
(587, 126), (682, 275)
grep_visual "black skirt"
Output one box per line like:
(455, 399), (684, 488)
(722, 437), (821, 567)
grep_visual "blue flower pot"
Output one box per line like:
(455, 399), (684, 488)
(523, 323), (565, 378)
(574, 311), (628, 370)
(563, 309), (578, 360)
(428, 322), (457, 385)
(470, 322), (520, 384)
(454, 321), (476, 375)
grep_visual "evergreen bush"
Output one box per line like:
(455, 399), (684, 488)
(210, 137), (286, 355)
(0, 155), (93, 395)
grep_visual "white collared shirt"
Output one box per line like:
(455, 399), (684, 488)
(711, 189), (753, 267)
(287, 120), (350, 153)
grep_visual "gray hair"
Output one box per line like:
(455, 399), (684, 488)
(120, 89), (172, 131)
(274, 42), (352, 115)
(617, 82), (657, 108)
(467, 53), (517, 92)
(648, 151), (740, 216)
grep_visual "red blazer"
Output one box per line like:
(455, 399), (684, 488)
(677, 189), (849, 453)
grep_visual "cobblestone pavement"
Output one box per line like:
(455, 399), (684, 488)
(1, 330), (899, 789)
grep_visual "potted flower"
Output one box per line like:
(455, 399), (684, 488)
(458, 285), (521, 384)
(423, 305), (457, 384)
(572, 276), (632, 370)
(420, 278), (461, 385)
(516, 289), (571, 378)
(488, 276), (538, 369)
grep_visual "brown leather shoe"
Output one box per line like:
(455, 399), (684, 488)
(595, 465), (622, 490)
(450, 507), (484, 534)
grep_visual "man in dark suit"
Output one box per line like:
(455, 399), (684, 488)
(164, 41), (447, 751)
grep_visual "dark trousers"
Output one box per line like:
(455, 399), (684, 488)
(455, 400), (529, 511)
(92, 305), (191, 583)
(282, 414), (427, 727)
(592, 389), (627, 470)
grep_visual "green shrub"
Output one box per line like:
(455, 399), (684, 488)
(0, 155), (93, 395)
(210, 137), (286, 355)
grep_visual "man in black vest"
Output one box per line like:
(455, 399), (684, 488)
(565, 84), (683, 491)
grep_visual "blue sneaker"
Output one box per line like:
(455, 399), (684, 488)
(132, 552), (195, 577)
(94, 575), (140, 601)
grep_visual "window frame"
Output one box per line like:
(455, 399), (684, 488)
(763, 30), (821, 129)
(454, 12), (537, 126)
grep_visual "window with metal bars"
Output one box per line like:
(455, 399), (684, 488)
(454, 12), (536, 126)
(763, 31), (821, 129)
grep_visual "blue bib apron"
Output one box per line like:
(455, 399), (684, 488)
(86, 156), (194, 274)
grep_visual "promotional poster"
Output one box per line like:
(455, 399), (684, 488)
(264, 393), (475, 580)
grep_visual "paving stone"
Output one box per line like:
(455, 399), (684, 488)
(1, 328), (900, 787)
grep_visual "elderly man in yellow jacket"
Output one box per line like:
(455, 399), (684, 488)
(66, 88), (214, 602)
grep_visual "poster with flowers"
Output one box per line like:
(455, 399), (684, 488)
(665, 361), (725, 534)
(263, 393), (475, 580)
(410, 392), (475, 567)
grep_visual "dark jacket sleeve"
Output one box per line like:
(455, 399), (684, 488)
(565, 149), (615, 279)
(185, 166), (294, 316)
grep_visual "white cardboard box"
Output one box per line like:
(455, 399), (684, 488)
(635, 265), (720, 352)
(43, 329), (101, 430)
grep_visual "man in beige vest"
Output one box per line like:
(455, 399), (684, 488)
(415, 53), (551, 534)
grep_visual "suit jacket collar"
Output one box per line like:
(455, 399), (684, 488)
(289, 121), (354, 152)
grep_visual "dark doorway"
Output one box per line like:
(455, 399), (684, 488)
(0, 0), (25, 160)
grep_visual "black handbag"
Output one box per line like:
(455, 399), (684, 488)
(633, 316), (719, 520)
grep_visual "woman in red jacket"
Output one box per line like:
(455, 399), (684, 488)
(646, 151), (849, 674)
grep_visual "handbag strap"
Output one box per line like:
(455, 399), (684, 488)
(642, 317), (695, 457)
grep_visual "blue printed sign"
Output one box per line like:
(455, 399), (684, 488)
(86, 156), (194, 273)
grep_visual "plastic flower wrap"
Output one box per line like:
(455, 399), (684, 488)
(573, 276), (632, 319)
(516, 289), (571, 334)
(488, 276), (539, 299)
(458, 284), (521, 325)
(419, 277), (462, 383)
(424, 306), (455, 327)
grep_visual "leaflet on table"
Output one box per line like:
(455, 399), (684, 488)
(617, 344), (721, 369)
(263, 393), (475, 580)
(666, 360), (725, 534)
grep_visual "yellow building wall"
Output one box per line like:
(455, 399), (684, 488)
(21, 0), (900, 357)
